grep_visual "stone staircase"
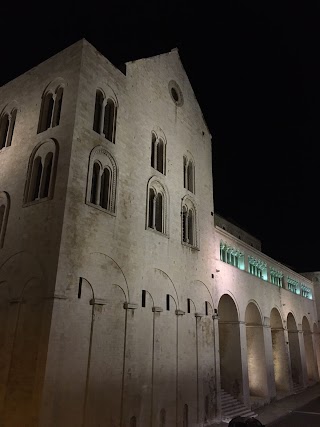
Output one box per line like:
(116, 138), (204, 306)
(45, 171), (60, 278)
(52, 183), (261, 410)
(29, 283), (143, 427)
(293, 382), (305, 394)
(221, 388), (258, 423)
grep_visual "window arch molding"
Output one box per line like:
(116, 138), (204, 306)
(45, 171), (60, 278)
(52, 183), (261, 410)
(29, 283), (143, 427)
(0, 191), (10, 248)
(146, 176), (169, 236)
(23, 139), (59, 205)
(37, 78), (65, 134)
(181, 195), (198, 249)
(0, 101), (18, 150)
(93, 86), (118, 143)
(86, 145), (118, 214)
(183, 151), (195, 194)
(151, 127), (167, 175)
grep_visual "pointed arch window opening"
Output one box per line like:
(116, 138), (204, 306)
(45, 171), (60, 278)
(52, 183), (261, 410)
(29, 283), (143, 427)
(0, 204), (5, 248)
(182, 205), (196, 247)
(0, 193), (9, 249)
(90, 162), (112, 211)
(151, 133), (166, 174)
(93, 91), (117, 143)
(28, 152), (54, 202)
(183, 156), (195, 193)
(0, 109), (17, 149)
(148, 188), (164, 233)
(38, 86), (64, 133)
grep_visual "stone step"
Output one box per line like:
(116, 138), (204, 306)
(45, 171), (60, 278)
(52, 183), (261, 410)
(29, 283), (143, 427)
(293, 382), (305, 394)
(221, 388), (258, 422)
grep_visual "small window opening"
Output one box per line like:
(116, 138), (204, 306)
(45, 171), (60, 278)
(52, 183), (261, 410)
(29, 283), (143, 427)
(171, 88), (179, 102)
(187, 298), (191, 313)
(166, 294), (170, 311)
(205, 301), (208, 316)
(78, 278), (82, 299)
(142, 290), (146, 307)
(0, 114), (9, 149)
(93, 90), (104, 133)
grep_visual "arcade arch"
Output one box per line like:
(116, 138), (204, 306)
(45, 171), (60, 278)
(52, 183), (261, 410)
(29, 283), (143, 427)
(245, 302), (268, 398)
(270, 308), (290, 394)
(218, 294), (242, 400)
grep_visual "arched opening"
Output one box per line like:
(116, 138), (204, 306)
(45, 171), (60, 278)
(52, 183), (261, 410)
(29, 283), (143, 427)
(40, 152), (53, 198)
(245, 302), (268, 398)
(287, 313), (303, 386)
(0, 113), (9, 149)
(156, 139), (164, 173)
(270, 308), (290, 394)
(187, 160), (194, 192)
(104, 98), (116, 142)
(93, 90), (104, 133)
(38, 92), (54, 133)
(29, 156), (43, 201)
(100, 167), (111, 209)
(52, 86), (63, 127)
(314, 323), (320, 379)
(302, 316), (317, 383)
(218, 294), (242, 399)
(155, 192), (163, 232)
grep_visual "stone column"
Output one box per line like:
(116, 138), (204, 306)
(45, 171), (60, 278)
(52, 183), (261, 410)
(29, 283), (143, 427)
(239, 320), (250, 406)
(263, 316), (276, 400)
(298, 324), (308, 387)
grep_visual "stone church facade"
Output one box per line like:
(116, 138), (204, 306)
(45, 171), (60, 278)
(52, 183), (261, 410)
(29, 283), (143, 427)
(0, 39), (319, 426)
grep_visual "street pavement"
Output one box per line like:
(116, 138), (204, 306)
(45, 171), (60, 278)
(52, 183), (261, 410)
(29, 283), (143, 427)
(268, 396), (320, 426)
(209, 382), (320, 426)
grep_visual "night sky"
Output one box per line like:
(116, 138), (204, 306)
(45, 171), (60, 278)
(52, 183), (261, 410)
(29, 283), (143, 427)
(1, 2), (320, 273)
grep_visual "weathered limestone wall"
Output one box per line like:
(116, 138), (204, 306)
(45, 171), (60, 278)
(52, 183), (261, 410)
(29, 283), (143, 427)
(40, 40), (218, 427)
(0, 41), (83, 426)
(0, 38), (319, 427)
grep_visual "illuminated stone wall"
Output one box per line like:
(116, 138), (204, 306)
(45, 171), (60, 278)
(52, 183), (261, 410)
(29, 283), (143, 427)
(0, 39), (319, 427)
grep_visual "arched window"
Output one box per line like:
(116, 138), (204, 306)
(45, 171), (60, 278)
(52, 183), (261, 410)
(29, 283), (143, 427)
(87, 146), (117, 214)
(0, 191), (10, 248)
(181, 197), (197, 248)
(93, 89), (117, 143)
(183, 154), (195, 193)
(151, 131), (166, 174)
(38, 83), (64, 133)
(147, 179), (168, 235)
(24, 139), (58, 204)
(0, 108), (17, 149)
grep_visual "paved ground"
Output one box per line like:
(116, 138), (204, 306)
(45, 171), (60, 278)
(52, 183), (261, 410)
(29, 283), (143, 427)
(268, 396), (320, 426)
(209, 382), (320, 426)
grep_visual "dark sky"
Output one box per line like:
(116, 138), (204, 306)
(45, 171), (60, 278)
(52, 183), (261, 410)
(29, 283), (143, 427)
(1, 1), (320, 273)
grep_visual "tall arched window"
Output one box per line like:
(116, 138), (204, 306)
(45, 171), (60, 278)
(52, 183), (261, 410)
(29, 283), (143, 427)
(181, 197), (197, 248)
(93, 89), (117, 143)
(0, 191), (10, 248)
(151, 131), (166, 174)
(38, 83), (64, 133)
(183, 154), (195, 193)
(87, 146), (117, 214)
(24, 139), (58, 204)
(0, 108), (17, 149)
(147, 179), (168, 235)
